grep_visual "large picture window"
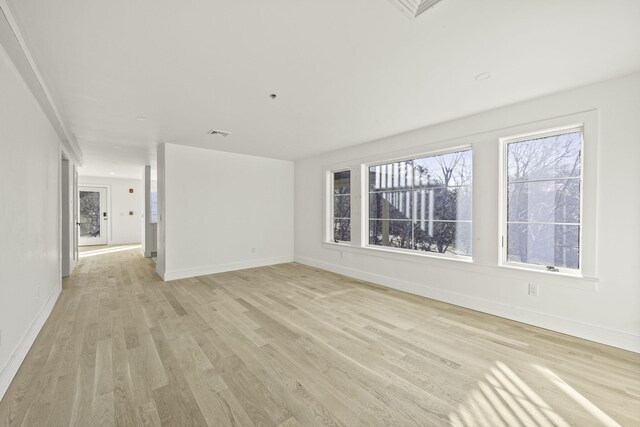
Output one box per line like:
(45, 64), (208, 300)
(332, 170), (351, 243)
(503, 127), (582, 271)
(368, 149), (472, 257)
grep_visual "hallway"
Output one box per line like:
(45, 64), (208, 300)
(1, 249), (639, 426)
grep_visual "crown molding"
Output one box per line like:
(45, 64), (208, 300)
(0, 1), (83, 165)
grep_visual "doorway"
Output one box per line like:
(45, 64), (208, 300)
(79, 186), (108, 246)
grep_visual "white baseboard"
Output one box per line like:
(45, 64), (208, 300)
(0, 282), (62, 401)
(163, 256), (295, 281)
(295, 256), (640, 354)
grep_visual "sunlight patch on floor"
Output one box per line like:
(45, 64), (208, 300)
(535, 364), (622, 427)
(449, 361), (571, 427)
(79, 244), (141, 258)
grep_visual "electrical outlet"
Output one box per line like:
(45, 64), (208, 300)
(340, 251), (344, 259)
(528, 283), (539, 297)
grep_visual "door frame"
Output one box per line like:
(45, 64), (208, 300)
(78, 185), (110, 246)
(60, 153), (71, 277)
(73, 166), (79, 261)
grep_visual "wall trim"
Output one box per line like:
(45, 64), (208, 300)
(0, 282), (62, 401)
(163, 256), (294, 281)
(321, 242), (598, 290)
(295, 255), (640, 354)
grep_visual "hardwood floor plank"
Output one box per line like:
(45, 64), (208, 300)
(1, 247), (638, 426)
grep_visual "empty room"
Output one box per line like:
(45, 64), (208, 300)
(1, 0), (639, 426)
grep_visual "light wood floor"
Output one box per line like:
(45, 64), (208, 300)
(1, 249), (638, 426)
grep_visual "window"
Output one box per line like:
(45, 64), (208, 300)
(332, 170), (351, 243)
(367, 149), (472, 257)
(503, 127), (582, 271)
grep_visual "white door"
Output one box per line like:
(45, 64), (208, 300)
(79, 186), (108, 246)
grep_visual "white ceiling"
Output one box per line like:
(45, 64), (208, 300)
(5, 0), (640, 178)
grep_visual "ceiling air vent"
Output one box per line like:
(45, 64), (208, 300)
(208, 129), (231, 137)
(390, 0), (445, 18)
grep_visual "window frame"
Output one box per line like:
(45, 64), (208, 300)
(499, 124), (585, 274)
(320, 110), (597, 283)
(326, 168), (352, 245)
(363, 144), (473, 260)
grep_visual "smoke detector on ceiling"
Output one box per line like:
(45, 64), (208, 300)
(389, 0), (445, 18)
(208, 129), (231, 137)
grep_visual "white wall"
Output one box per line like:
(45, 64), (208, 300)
(78, 176), (144, 245)
(157, 143), (294, 280)
(0, 43), (69, 399)
(295, 72), (640, 353)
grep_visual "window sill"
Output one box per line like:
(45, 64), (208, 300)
(486, 263), (599, 291)
(364, 244), (473, 263)
(321, 242), (599, 291)
(322, 241), (472, 265)
(496, 262), (595, 281)
(322, 242), (352, 249)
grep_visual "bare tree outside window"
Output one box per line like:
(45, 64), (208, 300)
(332, 170), (351, 243)
(368, 149), (473, 256)
(79, 191), (101, 237)
(505, 130), (582, 270)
